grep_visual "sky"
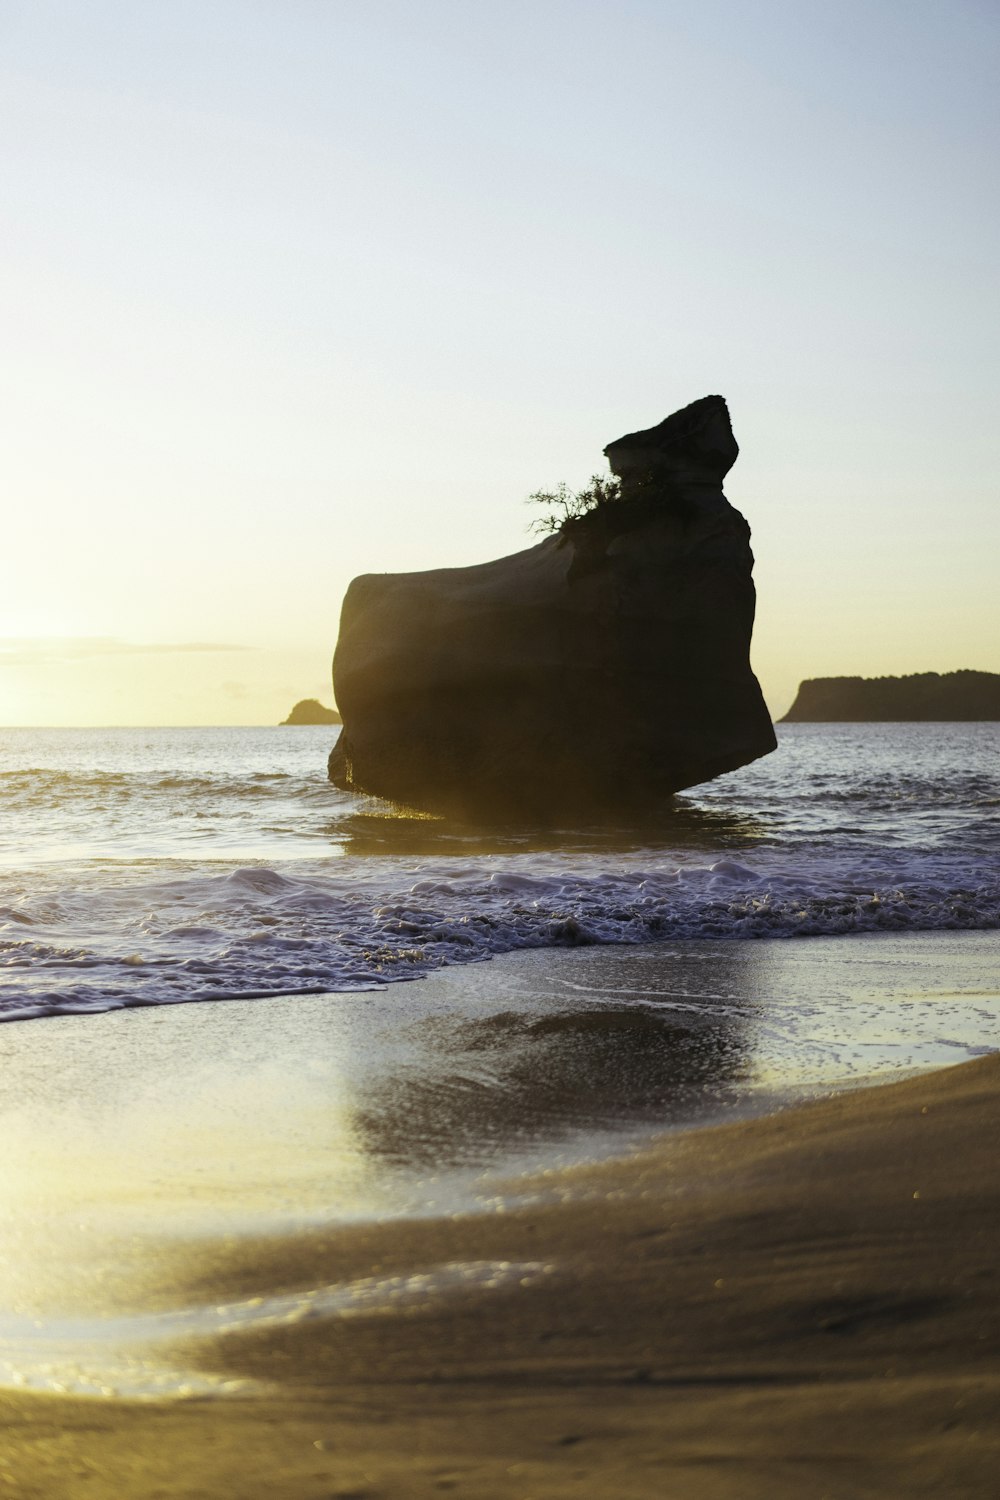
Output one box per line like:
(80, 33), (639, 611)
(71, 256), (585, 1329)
(1, 0), (998, 725)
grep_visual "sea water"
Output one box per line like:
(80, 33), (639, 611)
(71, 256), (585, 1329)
(1, 722), (998, 1023)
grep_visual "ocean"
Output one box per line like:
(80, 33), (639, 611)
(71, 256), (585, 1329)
(1, 721), (998, 1024)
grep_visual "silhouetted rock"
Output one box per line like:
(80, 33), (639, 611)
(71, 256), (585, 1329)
(281, 698), (341, 725)
(329, 395), (775, 820)
(781, 672), (1000, 722)
(604, 394), (740, 492)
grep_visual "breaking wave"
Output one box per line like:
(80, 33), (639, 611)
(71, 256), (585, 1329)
(1, 845), (998, 1023)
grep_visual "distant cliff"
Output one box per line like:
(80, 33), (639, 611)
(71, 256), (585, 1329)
(281, 699), (342, 725)
(781, 672), (1000, 722)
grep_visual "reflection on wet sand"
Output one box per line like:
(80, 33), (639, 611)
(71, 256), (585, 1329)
(350, 997), (751, 1172)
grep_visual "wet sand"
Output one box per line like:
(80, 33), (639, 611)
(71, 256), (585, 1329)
(0, 939), (998, 1496)
(0, 1058), (996, 1496)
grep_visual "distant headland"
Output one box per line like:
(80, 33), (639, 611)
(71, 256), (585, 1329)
(781, 671), (1000, 722)
(281, 699), (342, 725)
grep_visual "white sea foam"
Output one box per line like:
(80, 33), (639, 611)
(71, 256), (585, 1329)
(0, 844), (998, 1021)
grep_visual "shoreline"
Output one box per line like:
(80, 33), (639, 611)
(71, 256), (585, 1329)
(1, 1045), (997, 1495)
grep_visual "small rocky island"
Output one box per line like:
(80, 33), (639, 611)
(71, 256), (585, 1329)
(328, 395), (776, 820)
(782, 671), (1000, 722)
(281, 698), (342, 725)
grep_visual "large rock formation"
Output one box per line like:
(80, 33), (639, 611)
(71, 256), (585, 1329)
(782, 671), (1000, 722)
(328, 395), (776, 820)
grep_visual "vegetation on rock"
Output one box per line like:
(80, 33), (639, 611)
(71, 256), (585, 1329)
(525, 474), (623, 535)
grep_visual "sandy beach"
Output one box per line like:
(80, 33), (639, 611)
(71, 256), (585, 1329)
(0, 1054), (997, 1497)
(0, 937), (997, 1498)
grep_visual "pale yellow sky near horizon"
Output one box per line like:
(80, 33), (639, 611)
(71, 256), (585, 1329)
(2, 1), (998, 729)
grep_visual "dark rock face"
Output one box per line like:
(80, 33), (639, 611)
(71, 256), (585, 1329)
(604, 393), (740, 493)
(782, 671), (1000, 722)
(329, 395), (776, 820)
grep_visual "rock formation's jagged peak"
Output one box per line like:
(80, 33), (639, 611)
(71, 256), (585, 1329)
(328, 396), (775, 822)
(604, 394), (738, 492)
